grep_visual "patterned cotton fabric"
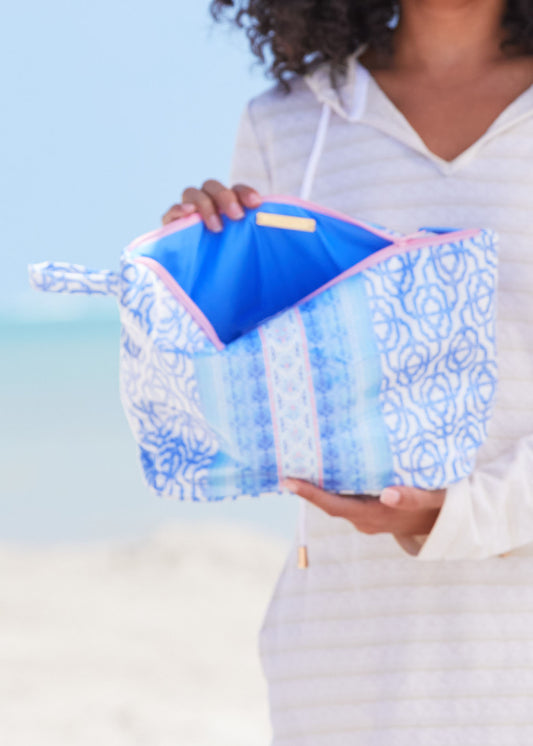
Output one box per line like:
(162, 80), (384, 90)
(29, 198), (497, 501)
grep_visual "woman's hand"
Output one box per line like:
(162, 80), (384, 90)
(162, 179), (262, 231)
(282, 479), (446, 537)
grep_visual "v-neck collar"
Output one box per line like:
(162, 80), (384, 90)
(305, 54), (533, 175)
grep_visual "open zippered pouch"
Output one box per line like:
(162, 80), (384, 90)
(29, 196), (499, 501)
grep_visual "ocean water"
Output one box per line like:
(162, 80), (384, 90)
(0, 316), (298, 545)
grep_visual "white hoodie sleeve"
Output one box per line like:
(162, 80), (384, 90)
(398, 432), (533, 560)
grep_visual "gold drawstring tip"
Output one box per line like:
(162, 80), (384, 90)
(297, 545), (309, 569)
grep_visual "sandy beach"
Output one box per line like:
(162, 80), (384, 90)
(0, 523), (288, 745)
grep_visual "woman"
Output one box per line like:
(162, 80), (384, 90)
(165, 1), (533, 743)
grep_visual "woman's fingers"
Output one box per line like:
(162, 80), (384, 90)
(281, 479), (366, 519)
(181, 185), (224, 232)
(233, 183), (263, 209)
(379, 486), (446, 511)
(201, 179), (247, 222)
(162, 183), (262, 230)
(201, 180), (263, 216)
(282, 478), (444, 536)
(162, 180), (262, 230)
(161, 202), (197, 226)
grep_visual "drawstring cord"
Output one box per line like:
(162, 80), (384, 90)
(297, 497), (309, 569)
(296, 102), (331, 569)
(299, 104), (331, 201)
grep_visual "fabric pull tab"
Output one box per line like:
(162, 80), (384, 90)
(28, 262), (120, 297)
(297, 496), (309, 569)
(297, 545), (309, 569)
(256, 212), (317, 233)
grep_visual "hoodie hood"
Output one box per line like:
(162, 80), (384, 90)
(304, 52), (533, 175)
(304, 53), (365, 123)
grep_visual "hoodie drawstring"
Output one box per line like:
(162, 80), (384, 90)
(299, 104), (331, 202)
(296, 102), (331, 569)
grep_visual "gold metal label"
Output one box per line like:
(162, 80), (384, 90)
(256, 212), (316, 233)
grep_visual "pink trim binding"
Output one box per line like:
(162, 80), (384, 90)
(131, 203), (483, 348)
(133, 256), (225, 351)
(261, 194), (398, 241)
(125, 194), (398, 252)
(294, 227), (481, 309)
(125, 193), (481, 255)
(294, 308), (324, 488)
(126, 213), (202, 253)
(258, 326), (284, 484)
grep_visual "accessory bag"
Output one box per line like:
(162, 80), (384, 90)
(28, 197), (498, 500)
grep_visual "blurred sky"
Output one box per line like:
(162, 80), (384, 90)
(0, 3), (303, 544)
(1, 0), (269, 315)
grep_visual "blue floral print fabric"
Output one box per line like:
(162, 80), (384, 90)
(28, 198), (498, 500)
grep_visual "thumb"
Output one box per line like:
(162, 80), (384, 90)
(379, 486), (446, 511)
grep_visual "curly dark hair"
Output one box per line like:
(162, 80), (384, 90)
(210, 0), (533, 90)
